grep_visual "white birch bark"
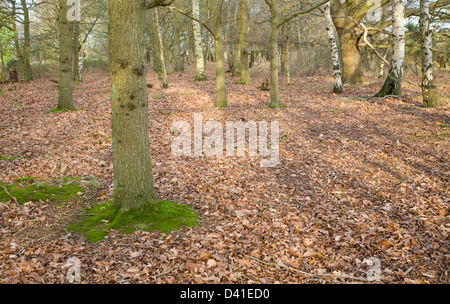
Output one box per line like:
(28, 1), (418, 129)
(192, 0), (207, 80)
(376, 0), (405, 97)
(419, 0), (443, 107)
(324, 3), (343, 94)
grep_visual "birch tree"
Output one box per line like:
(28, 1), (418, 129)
(419, 0), (443, 107)
(324, 2), (343, 94)
(330, 0), (390, 85)
(192, 0), (207, 81)
(375, 0), (405, 97)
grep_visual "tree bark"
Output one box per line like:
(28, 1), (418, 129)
(324, 3), (343, 94)
(268, 8), (281, 108)
(375, 0), (405, 97)
(419, 0), (443, 107)
(11, 1), (24, 82)
(192, 0), (207, 80)
(330, 0), (367, 85)
(72, 21), (80, 81)
(212, 0), (227, 107)
(154, 8), (169, 88)
(109, 0), (158, 211)
(238, 0), (250, 84)
(57, 0), (74, 110)
(21, 0), (33, 81)
(173, 9), (185, 72)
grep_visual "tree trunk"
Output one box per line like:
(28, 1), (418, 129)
(376, 0), (405, 97)
(339, 30), (364, 85)
(280, 26), (287, 76)
(324, 3), (343, 94)
(231, 45), (240, 77)
(420, 0), (443, 107)
(213, 0), (227, 108)
(173, 10), (185, 72)
(268, 10), (281, 108)
(21, 0), (33, 81)
(193, 0), (207, 80)
(11, 1), (24, 82)
(109, 0), (158, 211)
(330, 1), (365, 85)
(238, 0), (250, 84)
(57, 0), (74, 110)
(285, 34), (290, 86)
(0, 39), (5, 83)
(72, 21), (80, 81)
(154, 8), (169, 88)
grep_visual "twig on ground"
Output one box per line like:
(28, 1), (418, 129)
(1, 185), (19, 206)
(246, 255), (372, 282)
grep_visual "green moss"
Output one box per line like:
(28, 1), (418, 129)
(0, 176), (99, 205)
(68, 200), (200, 242)
(266, 103), (287, 109)
(0, 156), (25, 162)
(45, 108), (81, 114)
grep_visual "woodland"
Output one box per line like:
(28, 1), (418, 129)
(0, 0), (448, 285)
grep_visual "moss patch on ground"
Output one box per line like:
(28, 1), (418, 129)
(0, 176), (99, 205)
(0, 156), (25, 161)
(68, 200), (200, 242)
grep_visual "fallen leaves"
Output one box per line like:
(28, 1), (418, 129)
(0, 69), (448, 284)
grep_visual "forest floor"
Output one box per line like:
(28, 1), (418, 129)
(0, 65), (449, 284)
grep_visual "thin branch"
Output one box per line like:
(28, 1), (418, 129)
(165, 6), (216, 39)
(1, 185), (19, 206)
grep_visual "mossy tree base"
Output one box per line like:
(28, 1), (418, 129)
(266, 102), (287, 109)
(422, 85), (445, 108)
(375, 74), (402, 98)
(68, 200), (199, 242)
(194, 74), (208, 82)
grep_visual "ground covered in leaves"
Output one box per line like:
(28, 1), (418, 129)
(0, 65), (449, 284)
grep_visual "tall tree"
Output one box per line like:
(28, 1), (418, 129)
(154, 7), (169, 88)
(375, 0), (405, 97)
(57, 0), (74, 110)
(330, 0), (390, 85)
(109, 0), (158, 210)
(238, 0), (250, 84)
(20, 0), (32, 81)
(173, 4), (185, 73)
(324, 2), (343, 94)
(108, 0), (174, 211)
(10, 0), (23, 82)
(192, 0), (207, 80)
(419, 0), (443, 107)
(212, 0), (227, 107)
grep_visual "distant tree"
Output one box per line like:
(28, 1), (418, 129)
(192, 0), (207, 81)
(238, 0), (250, 84)
(264, 0), (328, 108)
